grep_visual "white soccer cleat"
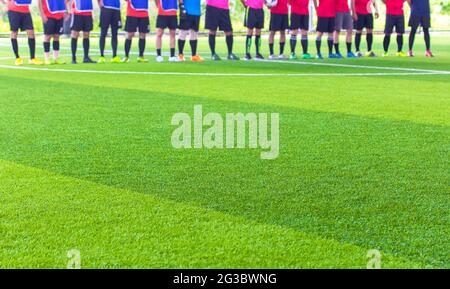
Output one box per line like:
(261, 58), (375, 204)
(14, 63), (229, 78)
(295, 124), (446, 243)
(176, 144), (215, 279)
(168, 56), (180, 62)
(268, 54), (277, 60)
(156, 55), (164, 62)
(278, 54), (286, 60)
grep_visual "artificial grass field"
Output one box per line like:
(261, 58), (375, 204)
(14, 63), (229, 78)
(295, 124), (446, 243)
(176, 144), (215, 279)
(0, 34), (448, 268)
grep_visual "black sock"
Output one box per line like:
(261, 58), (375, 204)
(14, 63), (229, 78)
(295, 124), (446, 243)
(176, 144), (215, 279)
(245, 35), (252, 55)
(170, 47), (175, 57)
(125, 39), (131, 57)
(11, 38), (19, 58)
(355, 33), (361, 51)
(83, 38), (89, 58)
(100, 33), (106, 57)
(301, 36), (308, 54)
(327, 38), (333, 54)
(409, 28), (416, 51)
(178, 39), (186, 54)
(139, 38), (145, 57)
(111, 29), (118, 57)
(367, 33), (373, 51)
(316, 38), (321, 55)
(424, 28), (431, 51)
(208, 34), (216, 54)
(269, 43), (274, 55)
(334, 43), (340, 54)
(255, 35), (261, 54)
(189, 39), (197, 56)
(290, 35), (297, 53)
(226, 35), (233, 54)
(346, 42), (352, 53)
(28, 38), (35, 59)
(43, 41), (50, 53)
(53, 40), (60, 52)
(280, 41), (285, 55)
(383, 35), (390, 52)
(396, 34), (403, 52)
(71, 37), (77, 61)
(157, 48), (161, 56)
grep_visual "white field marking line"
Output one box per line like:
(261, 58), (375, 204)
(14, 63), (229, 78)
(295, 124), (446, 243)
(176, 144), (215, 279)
(0, 64), (446, 77)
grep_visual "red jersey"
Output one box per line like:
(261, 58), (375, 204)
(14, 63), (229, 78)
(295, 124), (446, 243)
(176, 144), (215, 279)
(317, 0), (336, 17)
(127, 0), (149, 17)
(7, 0), (31, 13)
(290, 0), (309, 15)
(335, 0), (349, 13)
(157, 0), (177, 16)
(270, 0), (288, 14)
(385, 0), (404, 15)
(71, 1), (92, 16)
(355, 0), (371, 14)
(43, 0), (65, 19)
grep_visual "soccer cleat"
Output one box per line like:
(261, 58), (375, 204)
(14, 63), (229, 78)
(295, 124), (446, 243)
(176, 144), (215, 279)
(382, 52), (389, 57)
(347, 52), (356, 58)
(268, 54), (277, 60)
(335, 52), (344, 59)
(243, 54), (252, 61)
(227, 53), (240, 60)
(71, 59), (77, 64)
(121, 57), (130, 63)
(191, 55), (204, 62)
(14, 58), (23, 66)
(328, 53), (337, 59)
(83, 57), (95, 63)
(278, 54), (286, 60)
(168, 56), (180, 62)
(97, 56), (106, 63)
(255, 53), (264, 60)
(316, 53), (324, 59)
(289, 53), (297, 60)
(396, 51), (407, 57)
(425, 50), (434, 57)
(137, 56), (149, 63)
(355, 51), (364, 57)
(156, 55), (164, 62)
(407, 50), (414, 57)
(53, 59), (66, 65)
(178, 54), (186, 62)
(211, 53), (221, 61)
(111, 56), (121, 63)
(44, 58), (52, 65)
(301, 53), (312, 59)
(29, 58), (44, 65)
(366, 51), (376, 57)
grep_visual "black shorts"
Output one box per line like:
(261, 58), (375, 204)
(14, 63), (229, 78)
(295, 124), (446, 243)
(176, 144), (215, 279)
(245, 8), (264, 29)
(355, 13), (374, 30)
(316, 17), (335, 33)
(385, 14), (405, 34)
(156, 15), (178, 30)
(44, 17), (64, 35)
(8, 11), (33, 32)
(205, 5), (232, 32)
(179, 14), (200, 31)
(290, 13), (309, 30)
(99, 7), (122, 30)
(269, 13), (289, 31)
(408, 15), (431, 29)
(124, 16), (150, 33)
(71, 14), (93, 32)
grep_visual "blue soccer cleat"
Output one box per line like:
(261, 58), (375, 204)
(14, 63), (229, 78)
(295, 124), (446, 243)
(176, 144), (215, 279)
(347, 51), (357, 58)
(328, 53), (337, 59)
(335, 52), (344, 59)
(316, 53), (324, 59)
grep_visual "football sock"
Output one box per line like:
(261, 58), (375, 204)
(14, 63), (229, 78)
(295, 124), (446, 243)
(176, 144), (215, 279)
(346, 42), (352, 53)
(189, 39), (197, 56)
(279, 41), (285, 55)
(139, 38), (145, 57)
(255, 35), (261, 54)
(125, 39), (131, 57)
(71, 38), (77, 61)
(83, 38), (90, 58)
(100, 28), (107, 57)
(28, 38), (35, 59)
(170, 48), (175, 57)
(396, 34), (403, 52)
(178, 39), (186, 55)
(383, 35), (390, 52)
(269, 43), (274, 55)
(290, 35), (297, 53)
(409, 27), (417, 51)
(111, 28), (118, 57)
(315, 37), (321, 55)
(367, 33), (373, 51)
(334, 43), (340, 54)
(11, 38), (19, 58)
(355, 33), (361, 51)
(208, 34), (216, 54)
(301, 35), (308, 54)
(226, 35), (233, 54)
(246, 35), (252, 55)
(157, 48), (161, 56)
(327, 38), (333, 54)
(43, 41), (50, 54)
(423, 28), (431, 50)
(53, 41), (60, 59)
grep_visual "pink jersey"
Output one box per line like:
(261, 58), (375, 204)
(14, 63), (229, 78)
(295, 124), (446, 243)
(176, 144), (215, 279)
(245, 0), (264, 9)
(270, 0), (288, 14)
(290, 0), (309, 15)
(386, 0), (404, 15)
(317, 0), (336, 17)
(206, 0), (229, 9)
(355, 0), (371, 14)
(335, 0), (349, 12)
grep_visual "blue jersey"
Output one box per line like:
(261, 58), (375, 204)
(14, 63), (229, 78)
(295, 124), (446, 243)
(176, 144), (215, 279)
(184, 0), (201, 16)
(411, 0), (430, 17)
(103, 0), (121, 10)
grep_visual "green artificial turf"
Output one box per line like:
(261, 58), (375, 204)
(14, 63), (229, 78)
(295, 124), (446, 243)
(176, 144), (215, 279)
(0, 35), (448, 268)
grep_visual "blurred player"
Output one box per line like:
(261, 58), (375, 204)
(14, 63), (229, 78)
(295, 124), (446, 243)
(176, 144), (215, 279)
(155, 0), (179, 62)
(268, 0), (289, 60)
(97, 0), (122, 63)
(407, 0), (433, 57)
(353, 0), (379, 57)
(382, 0), (407, 57)
(313, 0), (336, 59)
(178, 0), (204, 61)
(333, 0), (356, 58)
(289, 0), (312, 60)
(241, 0), (265, 60)
(70, 0), (95, 63)
(122, 0), (150, 63)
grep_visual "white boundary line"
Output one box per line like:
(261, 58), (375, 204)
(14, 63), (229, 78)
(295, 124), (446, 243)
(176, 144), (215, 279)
(0, 64), (447, 77)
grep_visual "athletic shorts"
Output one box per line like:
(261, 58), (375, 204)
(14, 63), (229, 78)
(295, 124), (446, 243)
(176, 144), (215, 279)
(8, 11), (33, 32)
(205, 5), (232, 31)
(44, 17), (64, 35)
(156, 15), (178, 29)
(290, 13), (309, 30)
(408, 15), (431, 29)
(385, 14), (405, 34)
(269, 13), (289, 31)
(316, 17), (335, 33)
(354, 13), (374, 30)
(124, 16), (150, 33)
(245, 7), (264, 29)
(99, 7), (122, 30)
(335, 12), (353, 31)
(71, 14), (93, 32)
(179, 14), (200, 31)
